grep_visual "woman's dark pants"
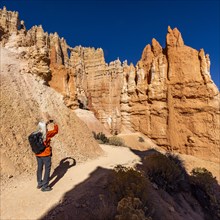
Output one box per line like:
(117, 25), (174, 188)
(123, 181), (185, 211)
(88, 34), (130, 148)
(36, 156), (51, 189)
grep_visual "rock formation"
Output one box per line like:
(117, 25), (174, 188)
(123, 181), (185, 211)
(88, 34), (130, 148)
(0, 46), (103, 181)
(0, 7), (219, 163)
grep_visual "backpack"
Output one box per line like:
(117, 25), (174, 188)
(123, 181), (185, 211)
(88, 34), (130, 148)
(28, 131), (46, 154)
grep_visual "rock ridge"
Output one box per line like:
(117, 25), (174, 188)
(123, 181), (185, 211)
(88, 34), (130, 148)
(0, 6), (219, 162)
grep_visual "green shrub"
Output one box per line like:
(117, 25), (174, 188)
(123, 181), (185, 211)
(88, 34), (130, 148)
(191, 167), (215, 180)
(142, 152), (185, 193)
(190, 167), (220, 220)
(138, 137), (145, 142)
(109, 165), (149, 205)
(108, 136), (125, 146)
(92, 132), (109, 144)
(166, 153), (185, 171)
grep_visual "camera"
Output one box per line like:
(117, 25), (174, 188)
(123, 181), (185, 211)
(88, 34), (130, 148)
(46, 119), (54, 125)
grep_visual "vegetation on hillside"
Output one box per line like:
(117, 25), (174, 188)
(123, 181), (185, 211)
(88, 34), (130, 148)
(90, 132), (220, 219)
(93, 132), (125, 146)
(105, 152), (220, 220)
(190, 167), (220, 219)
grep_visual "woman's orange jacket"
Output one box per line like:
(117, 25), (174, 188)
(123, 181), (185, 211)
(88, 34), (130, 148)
(36, 124), (58, 157)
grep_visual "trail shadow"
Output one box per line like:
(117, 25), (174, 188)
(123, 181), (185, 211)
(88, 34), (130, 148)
(41, 166), (115, 220)
(130, 148), (161, 162)
(49, 157), (76, 188)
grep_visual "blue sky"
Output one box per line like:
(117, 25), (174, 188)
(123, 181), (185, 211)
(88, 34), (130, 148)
(1, 0), (219, 88)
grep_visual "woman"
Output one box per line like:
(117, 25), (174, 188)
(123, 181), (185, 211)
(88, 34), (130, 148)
(36, 120), (58, 192)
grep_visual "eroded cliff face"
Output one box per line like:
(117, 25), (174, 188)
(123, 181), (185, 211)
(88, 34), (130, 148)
(1, 7), (219, 162)
(164, 27), (219, 160)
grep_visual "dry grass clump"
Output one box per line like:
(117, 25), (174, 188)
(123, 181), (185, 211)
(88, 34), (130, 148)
(108, 136), (125, 146)
(109, 165), (149, 203)
(115, 197), (151, 220)
(92, 132), (125, 146)
(108, 165), (152, 219)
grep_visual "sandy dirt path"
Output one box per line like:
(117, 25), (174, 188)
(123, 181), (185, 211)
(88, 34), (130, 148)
(0, 144), (140, 220)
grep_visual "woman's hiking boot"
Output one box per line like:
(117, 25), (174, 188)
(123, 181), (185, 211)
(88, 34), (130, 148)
(41, 186), (52, 192)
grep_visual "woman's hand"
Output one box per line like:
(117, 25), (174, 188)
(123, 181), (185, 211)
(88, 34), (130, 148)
(46, 119), (54, 125)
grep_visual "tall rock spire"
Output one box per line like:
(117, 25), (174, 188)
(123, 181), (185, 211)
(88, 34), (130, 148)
(166, 26), (184, 47)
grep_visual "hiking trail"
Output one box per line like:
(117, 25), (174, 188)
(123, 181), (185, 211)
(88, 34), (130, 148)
(0, 144), (140, 220)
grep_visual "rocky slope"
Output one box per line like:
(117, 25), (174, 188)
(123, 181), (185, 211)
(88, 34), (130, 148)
(0, 6), (219, 164)
(0, 46), (103, 182)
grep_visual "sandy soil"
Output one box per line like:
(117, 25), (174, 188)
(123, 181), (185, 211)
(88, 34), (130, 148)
(0, 144), (140, 220)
